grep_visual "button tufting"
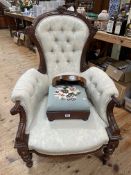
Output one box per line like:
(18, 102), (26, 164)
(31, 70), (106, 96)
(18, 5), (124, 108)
(61, 48), (64, 52)
(72, 27), (76, 32)
(99, 90), (103, 95)
(90, 77), (92, 81)
(49, 27), (52, 32)
(72, 48), (76, 52)
(66, 38), (70, 43)
(35, 78), (38, 83)
(55, 38), (58, 42)
(56, 60), (59, 63)
(61, 27), (64, 32)
(93, 82), (97, 87)
(97, 91), (101, 96)
(50, 48), (54, 52)
(32, 83), (35, 89)
(67, 59), (70, 63)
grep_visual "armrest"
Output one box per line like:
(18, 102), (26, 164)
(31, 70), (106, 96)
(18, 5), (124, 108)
(81, 67), (119, 125)
(106, 96), (121, 139)
(11, 68), (49, 133)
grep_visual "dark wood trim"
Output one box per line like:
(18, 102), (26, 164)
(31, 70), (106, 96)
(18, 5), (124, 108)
(0, 2), (4, 16)
(52, 75), (86, 87)
(102, 138), (119, 165)
(10, 101), (33, 167)
(101, 96), (122, 164)
(93, 0), (110, 14)
(80, 25), (97, 72)
(47, 111), (90, 121)
(25, 23), (47, 73)
(26, 7), (97, 74)
(106, 96), (121, 137)
(0, 3), (8, 28)
(10, 101), (26, 143)
(30, 145), (105, 157)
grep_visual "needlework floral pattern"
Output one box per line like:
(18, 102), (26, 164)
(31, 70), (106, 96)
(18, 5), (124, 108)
(54, 86), (80, 101)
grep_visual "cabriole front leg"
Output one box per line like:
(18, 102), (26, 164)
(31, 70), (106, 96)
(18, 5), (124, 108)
(17, 147), (33, 167)
(10, 101), (33, 167)
(102, 139), (119, 165)
(102, 96), (121, 165)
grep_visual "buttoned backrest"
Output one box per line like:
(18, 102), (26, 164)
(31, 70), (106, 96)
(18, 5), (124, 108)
(35, 15), (89, 80)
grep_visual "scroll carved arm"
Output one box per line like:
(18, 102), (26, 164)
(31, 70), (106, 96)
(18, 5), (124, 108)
(106, 96), (122, 140)
(10, 101), (27, 145)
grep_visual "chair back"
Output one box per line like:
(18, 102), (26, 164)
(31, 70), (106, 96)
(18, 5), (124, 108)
(27, 8), (96, 80)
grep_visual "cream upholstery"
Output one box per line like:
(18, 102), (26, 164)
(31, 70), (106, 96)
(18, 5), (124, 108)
(81, 67), (119, 124)
(11, 14), (119, 155)
(35, 15), (89, 80)
(11, 67), (118, 154)
(11, 68), (49, 133)
(28, 96), (109, 155)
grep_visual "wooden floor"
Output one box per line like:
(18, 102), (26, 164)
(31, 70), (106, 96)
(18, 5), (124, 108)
(0, 29), (131, 175)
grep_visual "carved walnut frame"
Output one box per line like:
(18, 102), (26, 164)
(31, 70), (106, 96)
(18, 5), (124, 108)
(10, 8), (121, 167)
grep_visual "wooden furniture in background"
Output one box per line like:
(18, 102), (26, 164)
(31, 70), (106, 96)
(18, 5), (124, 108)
(5, 11), (131, 49)
(5, 11), (34, 22)
(94, 31), (131, 60)
(93, 0), (110, 13)
(5, 11), (131, 60)
(0, 3), (8, 28)
(5, 11), (33, 37)
(65, 0), (110, 13)
(95, 31), (131, 49)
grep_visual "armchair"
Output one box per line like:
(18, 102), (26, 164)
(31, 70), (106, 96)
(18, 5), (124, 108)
(10, 8), (121, 167)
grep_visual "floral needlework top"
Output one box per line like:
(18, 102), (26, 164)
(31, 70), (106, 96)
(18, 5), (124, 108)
(54, 86), (80, 101)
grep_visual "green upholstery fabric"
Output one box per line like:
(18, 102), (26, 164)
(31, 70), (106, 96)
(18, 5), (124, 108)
(47, 85), (90, 112)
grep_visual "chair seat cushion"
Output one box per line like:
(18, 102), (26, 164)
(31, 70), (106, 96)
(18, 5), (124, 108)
(28, 96), (109, 155)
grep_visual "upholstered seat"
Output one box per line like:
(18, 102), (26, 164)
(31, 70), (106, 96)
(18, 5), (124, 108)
(29, 96), (109, 155)
(10, 8), (121, 167)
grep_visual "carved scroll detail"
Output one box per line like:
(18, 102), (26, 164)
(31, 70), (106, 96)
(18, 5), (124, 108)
(102, 96), (121, 164)
(10, 101), (33, 167)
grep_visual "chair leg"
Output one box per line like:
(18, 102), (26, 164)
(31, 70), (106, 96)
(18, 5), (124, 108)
(17, 148), (33, 168)
(102, 146), (111, 165)
(102, 140), (119, 165)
